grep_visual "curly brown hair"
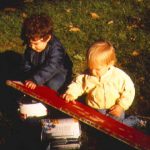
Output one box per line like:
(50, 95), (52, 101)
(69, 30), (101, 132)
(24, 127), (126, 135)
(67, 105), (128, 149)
(21, 13), (53, 43)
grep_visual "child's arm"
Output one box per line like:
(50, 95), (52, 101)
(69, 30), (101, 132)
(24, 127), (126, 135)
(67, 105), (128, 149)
(62, 93), (75, 102)
(112, 70), (135, 113)
(109, 104), (124, 117)
(62, 74), (86, 102)
(31, 43), (66, 85)
(117, 76), (135, 111)
(106, 69), (135, 118)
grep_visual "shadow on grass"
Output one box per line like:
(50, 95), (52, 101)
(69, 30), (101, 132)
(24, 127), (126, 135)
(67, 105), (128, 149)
(0, 51), (54, 150)
(0, 51), (24, 150)
(0, 0), (26, 9)
(0, 50), (23, 117)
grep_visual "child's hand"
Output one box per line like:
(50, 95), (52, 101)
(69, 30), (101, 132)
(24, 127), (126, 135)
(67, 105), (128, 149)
(109, 104), (124, 118)
(61, 94), (75, 103)
(25, 80), (37, 89)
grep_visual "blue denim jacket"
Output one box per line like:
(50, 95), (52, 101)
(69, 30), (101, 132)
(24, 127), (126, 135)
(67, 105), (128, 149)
(23, 35), (72, 85)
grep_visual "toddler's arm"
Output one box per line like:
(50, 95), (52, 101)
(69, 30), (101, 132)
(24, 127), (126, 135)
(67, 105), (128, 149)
(62, 93), (75, 102)
(109, 104), (124, 118)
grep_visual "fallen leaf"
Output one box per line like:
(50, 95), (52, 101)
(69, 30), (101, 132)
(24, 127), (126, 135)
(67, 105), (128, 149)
(65, 8), (72, 13)
(137, 0), (143, 2)
(90, 12), (100, 19)
(127, 25), (138, 30)
(130, 36), (136, 42)
(132, 50), (140, 56)
(107, 20), (114, 25)
(139, 77), (145, 82)
(22, 12), (28, 18)
(139, 96), (144, 100)
(69, 27), (80, 32)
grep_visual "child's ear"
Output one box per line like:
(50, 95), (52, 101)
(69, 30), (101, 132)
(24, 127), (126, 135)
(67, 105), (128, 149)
(46, 35), (51, 42)
(43, 35), (51, 42)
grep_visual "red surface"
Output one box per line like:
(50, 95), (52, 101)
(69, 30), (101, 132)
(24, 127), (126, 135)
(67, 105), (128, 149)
(6, 80), (150, 150)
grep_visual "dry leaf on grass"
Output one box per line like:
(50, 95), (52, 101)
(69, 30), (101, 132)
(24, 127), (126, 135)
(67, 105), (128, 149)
(22, 12), (28, 18)
(69, 27), (80, 32)
(107, 20), (114, 25)
(127, 25), (138, 30)
(132, 50), (140, 56)
(139, 77), (145, 82)
(65, 8), (72, 13)
(90, 12), (100, 19)
(137, 0), (143, 2)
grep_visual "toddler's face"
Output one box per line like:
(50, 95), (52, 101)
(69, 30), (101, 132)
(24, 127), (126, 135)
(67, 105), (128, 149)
(89, 64), (110, 78)
(29, 36), (50, 52)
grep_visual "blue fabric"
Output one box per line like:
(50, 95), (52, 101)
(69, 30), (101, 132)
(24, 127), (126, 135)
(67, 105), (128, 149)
(23, 35), (72, 91)
(123, 115), (141, 127)
(45, 72), (66, 91)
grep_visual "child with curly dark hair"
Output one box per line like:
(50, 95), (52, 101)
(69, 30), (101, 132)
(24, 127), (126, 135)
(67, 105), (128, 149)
(21, 13), (72, 92)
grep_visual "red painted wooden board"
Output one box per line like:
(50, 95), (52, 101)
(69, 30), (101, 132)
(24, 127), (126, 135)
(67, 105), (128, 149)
(6, 80), (150, 150)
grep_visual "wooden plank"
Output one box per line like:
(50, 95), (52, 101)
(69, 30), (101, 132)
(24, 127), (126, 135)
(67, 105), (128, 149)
(6, 80), (150, 150)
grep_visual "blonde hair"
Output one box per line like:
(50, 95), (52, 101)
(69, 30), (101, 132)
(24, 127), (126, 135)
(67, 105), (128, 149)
(87, 40), (117, 68)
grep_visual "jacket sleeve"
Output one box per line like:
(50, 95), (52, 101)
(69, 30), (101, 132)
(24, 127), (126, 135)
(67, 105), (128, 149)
(31, 43), (66, 85)
(117, 74), (135, 110)
(65, 75), (86, 100)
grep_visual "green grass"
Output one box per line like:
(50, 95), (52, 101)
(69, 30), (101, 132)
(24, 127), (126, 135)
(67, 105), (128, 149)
(0, 0), (150, 115)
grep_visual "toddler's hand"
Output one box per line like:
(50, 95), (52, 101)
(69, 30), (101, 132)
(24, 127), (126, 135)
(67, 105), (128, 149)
(109, 104), (124, 118)
(61, 93), (75, 103)
(25, 80), (37, 89)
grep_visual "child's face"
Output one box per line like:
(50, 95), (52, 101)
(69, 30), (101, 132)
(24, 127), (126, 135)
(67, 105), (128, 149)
(29, 36), (51, 52)
(89, 64), (110, 78)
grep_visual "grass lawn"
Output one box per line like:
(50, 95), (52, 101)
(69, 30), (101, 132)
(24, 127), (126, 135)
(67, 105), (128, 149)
(0, 0), (150, 148)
